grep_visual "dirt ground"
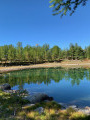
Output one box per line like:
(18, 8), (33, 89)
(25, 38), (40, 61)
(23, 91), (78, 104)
(0, 60), (90, 73)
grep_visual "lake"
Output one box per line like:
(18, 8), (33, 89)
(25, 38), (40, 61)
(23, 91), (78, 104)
(0, 67), (90, 107)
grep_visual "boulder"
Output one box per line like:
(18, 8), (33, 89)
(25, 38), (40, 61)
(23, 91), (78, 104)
(24, 93), (53, 104)
(0, 83), (11, 90)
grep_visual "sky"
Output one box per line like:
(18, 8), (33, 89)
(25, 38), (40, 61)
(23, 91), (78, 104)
(0, 0), (90, 49)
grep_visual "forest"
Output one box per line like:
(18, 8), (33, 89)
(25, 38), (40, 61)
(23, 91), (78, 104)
(0, 42), (90, 66)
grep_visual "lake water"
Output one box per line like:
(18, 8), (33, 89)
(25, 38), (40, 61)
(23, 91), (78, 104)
(0, 68), (90, 107)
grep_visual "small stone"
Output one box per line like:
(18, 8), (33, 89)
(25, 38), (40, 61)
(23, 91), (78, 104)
(34, 107), (44, 114)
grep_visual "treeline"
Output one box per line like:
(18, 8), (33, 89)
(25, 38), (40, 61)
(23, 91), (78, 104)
(0, 42), (90, 65)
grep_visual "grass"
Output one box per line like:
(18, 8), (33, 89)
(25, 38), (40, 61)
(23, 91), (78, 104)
(0, 90), (90, 120)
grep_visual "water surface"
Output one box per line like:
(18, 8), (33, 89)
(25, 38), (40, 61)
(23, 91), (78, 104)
(0, 68), (90, 107)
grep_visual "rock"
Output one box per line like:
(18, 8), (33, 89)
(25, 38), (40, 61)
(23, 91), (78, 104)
(78, 107), (90, 115)
(59, 103), (68, 109)
(0, 73), (3, 76)
(27, 104), (35, 107)
(85, 106), (90, 110)
(22, 104), (35, 109)
(4, 90), (17, 94)
(78, 109), (90, 115)
(44, 100), (50, 102)
(68, 105), (78, 111)
(24, 93), (53, 104)
(68, 105), (77, 109)
(34, 107), (44, 114)
(0, 83), (11, 90)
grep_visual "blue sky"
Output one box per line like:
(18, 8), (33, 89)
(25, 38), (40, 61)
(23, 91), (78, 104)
(0, 0), (90, 49)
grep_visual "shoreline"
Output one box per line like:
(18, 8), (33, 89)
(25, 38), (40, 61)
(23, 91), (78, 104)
(0, 61), (90, 73)
(2, 88), (90, 117)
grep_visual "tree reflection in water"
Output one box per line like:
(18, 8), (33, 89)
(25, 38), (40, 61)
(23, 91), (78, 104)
(0, 68), (90, 88)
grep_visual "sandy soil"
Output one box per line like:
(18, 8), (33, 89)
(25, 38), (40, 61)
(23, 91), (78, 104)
(0, 60), (90, 73)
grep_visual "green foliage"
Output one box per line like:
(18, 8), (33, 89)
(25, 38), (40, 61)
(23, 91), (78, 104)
(0, 46), (4, 61)
(0, 42), (89, 65)
(66, 107), (76, 114)
(69, 43), (85, 60)
(51, 46), (61, 61)
(8, 45), (16, 62)
(85, 46), (90, 59)
(49, 0), (88, 17)
(16, 42), (23, 61)
(0, 90), (29, 119)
